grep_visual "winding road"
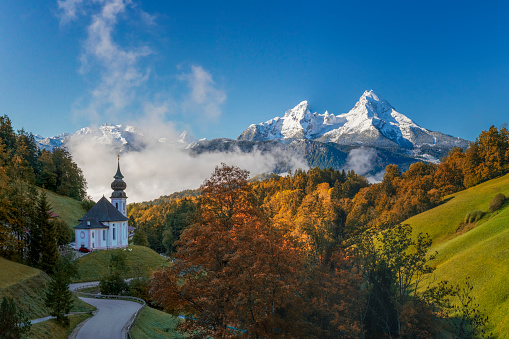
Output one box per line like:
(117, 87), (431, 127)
(68, 281), (143, 339)
(74, 297), (142, 339)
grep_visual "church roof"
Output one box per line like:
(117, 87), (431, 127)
(78, 196), (128, 223)
(75, 218), (108, 229)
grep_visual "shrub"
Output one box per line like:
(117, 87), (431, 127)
(488, 193), (506, 213)
(464, 210), (485, 224)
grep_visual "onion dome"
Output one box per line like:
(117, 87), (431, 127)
(111, 158), (127, 198)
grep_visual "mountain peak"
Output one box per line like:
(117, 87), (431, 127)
(237, 91), (469, 151)
(355, 90), (395, 114)
(284, 100), (309, 118)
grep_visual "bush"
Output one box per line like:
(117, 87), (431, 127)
(464, 210), (485, 224)
(488, 193), (506, 213)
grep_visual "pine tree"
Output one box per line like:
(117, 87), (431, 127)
(38, 192), (58, 274)
(0, 296), (31, 338)
(132, 228), (149, 247)
(45, 256), (77, 327)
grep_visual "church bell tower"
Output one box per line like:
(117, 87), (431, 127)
(110, 157), (127, 217)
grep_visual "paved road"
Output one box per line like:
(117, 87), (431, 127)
(75, 297), (142, 339)
(69, 281), (100, 290)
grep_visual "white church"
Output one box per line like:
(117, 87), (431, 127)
(74, 160), (129, 251)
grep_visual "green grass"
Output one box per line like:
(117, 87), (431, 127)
(130, 307), (185, 339)
(0, 257), (40, 289)
(39, 187), (87, 231)
(403, 173), (509, 337)
(73, 245), (168, 282)
(0, 257), (94, 320)
(23, 313), (92, 339)
(406, 173), (509, 244)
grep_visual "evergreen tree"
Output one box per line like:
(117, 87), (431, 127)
(99, 251), (130, 295)
(0, 296), (31, 338)
(52, 218), (73, 246)
(36, 150), (57, 190)
(52, 148), (87, 200)
(132, 228), (149, 247)
(0, 115), (16, 152)
(45, 256), (77, 327)
(38, 192), (58, 273)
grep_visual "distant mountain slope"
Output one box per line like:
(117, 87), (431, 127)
(404, 173), (509, 336)
(35, 124), (196, 153)
(239, 90), (469, 150)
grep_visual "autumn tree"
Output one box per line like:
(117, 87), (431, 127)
(151, 164), (310, 338)
(305, 250), (365, 338)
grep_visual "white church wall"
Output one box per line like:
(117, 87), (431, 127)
(76, 229), (90, 250)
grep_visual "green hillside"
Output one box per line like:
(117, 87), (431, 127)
(38, 187), (87, 230)
(130, 306), (185, 339)
(0, 257), (93, 321)
(74, 245), (169, 282)
(405, 173), (509, 336)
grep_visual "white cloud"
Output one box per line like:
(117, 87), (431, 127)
(66, 130), (308, 202)
(57, 0), (245, 202)
(344, 147), (377, 176)
(57, 0), (84, 25)
(343, 147), (384, 183)
(179, 65), (226, 120)
(58, 0), (152, 124)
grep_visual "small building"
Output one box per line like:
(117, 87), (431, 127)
(74, 160), (129, 251)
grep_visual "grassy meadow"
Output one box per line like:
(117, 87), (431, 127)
(0, 257), (94, 321)
(73, 245), (169, 282)
(130, 307), (185, 339)
(23, 313), (92, 339)
(405, 173), (509, 336)
(40, 187), (87, 231)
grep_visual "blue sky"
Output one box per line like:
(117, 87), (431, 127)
(1, 0), (509, 141)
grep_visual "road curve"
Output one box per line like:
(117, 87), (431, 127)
(75, 297), (143, 339)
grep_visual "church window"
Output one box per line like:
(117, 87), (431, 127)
(113, 227), (116, 240)
(103, 230), (106, 240)
(116, 202), (118, 209)
(92, 232), (94, 239)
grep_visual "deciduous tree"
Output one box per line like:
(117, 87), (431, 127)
(151, 164), (310, 338)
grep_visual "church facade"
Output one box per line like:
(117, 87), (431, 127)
(74, 160), (129, 251)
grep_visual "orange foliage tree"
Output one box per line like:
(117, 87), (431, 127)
(150, 164), (309, 338)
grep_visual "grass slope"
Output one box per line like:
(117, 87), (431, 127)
(23, 314), (92, 339)
(39, 187), (87, 230)
(74, 245), (168, 282)
(405, 173), (509, 336)
(130, 307), (185, 339)
(0, 257), (94, 320)
(0, 256), (40, 289)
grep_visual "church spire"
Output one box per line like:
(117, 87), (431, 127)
(111, 156), (127, 199)
(114, 155), (124, 179)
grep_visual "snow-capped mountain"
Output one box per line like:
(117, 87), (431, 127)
(34, 133), (69, 151)
(35, 91), (471, 178)
(35, 124), (196, 153)
(238, 90), (469, 150)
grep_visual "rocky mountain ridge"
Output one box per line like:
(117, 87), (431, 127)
(238, 90), (468, 151)
(34, 91), (470, 176)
